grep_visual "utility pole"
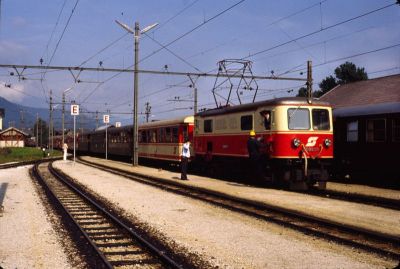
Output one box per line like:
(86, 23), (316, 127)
(145, 102), (151, 122)
(96, 110), (99, 129)
(62, 92), (65, 145)
(36, 113), (38, 147)
(307, 60), (313, 104)
(133, 21), (139, 166)
(40, 118), (42, 147)
(49, 90), (52, 150)
(115, 19), (158, 165)
(188, 76), (198, 114)
(19, 109), (24, 132)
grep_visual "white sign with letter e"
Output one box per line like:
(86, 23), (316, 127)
(103, 114), (110, 124)
(71, 104), (79, 115)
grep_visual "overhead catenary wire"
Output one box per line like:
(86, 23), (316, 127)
(40, 0), (80, 104)
(82, 0), (245, 102)
(40, 0), (68, 63)
(79, 0), (246, 104)
(283, 43), (400, 75)
(242, 2), (397, 60)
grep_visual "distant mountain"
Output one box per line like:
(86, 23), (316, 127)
(0, 96), (96, 134)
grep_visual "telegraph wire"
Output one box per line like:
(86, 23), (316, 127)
(44, 0), (80, 72)
(140, 0), (246, 64)
(78, 33), (129, 67)
(143, 33), (202, 72)
(285, 43), (400, 74)
(40, 0), (80, 104)
(95, 0), (200, 66)
(137, 0), (333, 105)
(243, 2), (397, 60)
(154, 0), (200, 32)
(40, 0), (68, 63)
(80, 0), (245, 104)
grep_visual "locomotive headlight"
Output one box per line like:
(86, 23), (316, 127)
(324, 138), (332, 147)
(292, 138), (301, 148)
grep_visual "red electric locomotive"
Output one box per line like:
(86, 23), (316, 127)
(193, 97), (333, 189)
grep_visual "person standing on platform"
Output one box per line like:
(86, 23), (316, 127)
(63, 143), (68, 161)
(247, 130), (263, 182)
(180, 138), (191, 180)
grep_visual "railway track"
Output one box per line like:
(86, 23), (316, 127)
(309, 188), (400, 211)
(0, 157), (62, 170)
(75, 158), (400, 261)
(31, 161), (184, 269)
(81, 155), (400, 211)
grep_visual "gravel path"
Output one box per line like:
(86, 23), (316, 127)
(55, 161), (397, 269)
(0, 165), (74, 269)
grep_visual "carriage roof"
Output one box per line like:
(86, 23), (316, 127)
(196, 97), (331, 117)
(138, 115), (194, 129)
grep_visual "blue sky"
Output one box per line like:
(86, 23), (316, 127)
(0, 0), (399, 126)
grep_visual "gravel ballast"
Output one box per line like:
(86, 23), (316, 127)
(0, 165), (73, 269)
(54, 160), (397, 268)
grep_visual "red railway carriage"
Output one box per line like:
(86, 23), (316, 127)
(193, 97), (333, 189)
(138, 116), (194, 162)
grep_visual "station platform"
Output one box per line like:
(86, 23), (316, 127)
(70, 156), (400, 238)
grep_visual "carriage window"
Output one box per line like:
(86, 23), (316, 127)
(157, 129), (162, 143)
(140, 130), (147, 143)
(366, 119), (386, 142)
(241, 115), (253, 130)
(182, 125), (188, 142)
(150, 130), (157, 143)
(172, 127), (179, 142)
(260, 110), (271, 130)
(312, 109), (330, 130)
(160, 128), (165, 143)
(287, 108), (310, 130)
(204, 120), (213, 133)
(165, 128), (171, 142)
(393, 119), (400, 142)
(347, 121), (358, 142)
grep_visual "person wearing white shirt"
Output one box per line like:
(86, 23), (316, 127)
(180, 138), (191, 180)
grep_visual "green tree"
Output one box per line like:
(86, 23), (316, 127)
(315, 75), (338, 97)
(334, 61), (368, 84)
(296, 87), (308, 97)
(33, 118), (49, 147)
(315, 61), (368, 97)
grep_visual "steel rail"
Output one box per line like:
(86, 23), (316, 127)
(0, 157), (62, 169)
(309, 188), (400, 211)
(77, 157), (400, 260)
(32, 162), (113, 269)
(33, 161), (184, 268)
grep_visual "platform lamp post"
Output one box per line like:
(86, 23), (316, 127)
(115, 20), (158, 166)
(62, 87), (74, 146)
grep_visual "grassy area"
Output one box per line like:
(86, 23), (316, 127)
(0, 147), (62, 164)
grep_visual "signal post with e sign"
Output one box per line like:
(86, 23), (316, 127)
(103, 114), (110, 160)
(71, 104), (79, 162)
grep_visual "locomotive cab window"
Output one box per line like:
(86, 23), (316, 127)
(204, 119), (213, 133)
(312, 109), (330, 130)
(260, 110), (271, 130)
(240, 115), (253, 130)
(288, 108), (310, 130)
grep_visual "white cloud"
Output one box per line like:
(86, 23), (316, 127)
(0, 81), (25, 103)
(0, 40), (27, 61)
